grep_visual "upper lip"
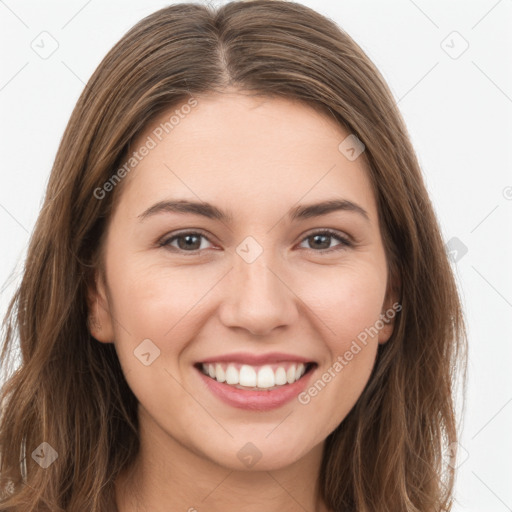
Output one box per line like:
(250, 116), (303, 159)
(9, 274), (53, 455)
(197, 352), (316, 365)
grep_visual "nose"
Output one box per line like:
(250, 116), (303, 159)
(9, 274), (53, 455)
(217, 249), (299, 337)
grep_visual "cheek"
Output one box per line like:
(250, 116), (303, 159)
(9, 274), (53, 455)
(103, 261), (212, 423)
(298, 344), (377, 442)
(291, 263), (385, 427)
(107, 258), (214, 340)
(299, 261), (387, 351)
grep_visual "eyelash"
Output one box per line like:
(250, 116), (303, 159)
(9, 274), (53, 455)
(159, 229), (353, 255)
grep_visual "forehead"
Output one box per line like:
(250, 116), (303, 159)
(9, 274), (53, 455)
(117, 91), (376, 222)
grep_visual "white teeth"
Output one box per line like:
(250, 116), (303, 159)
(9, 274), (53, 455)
(257, 365), (275, 388)
(200, 362), (310, 389)
(239, 365), (257, 387)
(225, 364), (239, 385)
(215, 363), (226, 383)
(295, 363), (305, 382)
(275, 367), (287, 385)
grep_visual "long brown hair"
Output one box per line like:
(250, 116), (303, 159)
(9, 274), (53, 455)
(0, 1), (467, 510)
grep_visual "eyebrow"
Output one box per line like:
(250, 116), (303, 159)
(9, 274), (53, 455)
(137, 198), (370, 223)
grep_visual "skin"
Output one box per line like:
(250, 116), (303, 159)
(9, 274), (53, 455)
(88, 89), (397, 512)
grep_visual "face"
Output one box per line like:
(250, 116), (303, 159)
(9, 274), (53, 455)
(89, 90), (396, 471)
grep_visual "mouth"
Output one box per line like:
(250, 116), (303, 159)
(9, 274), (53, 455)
(194, 361), (318, 391)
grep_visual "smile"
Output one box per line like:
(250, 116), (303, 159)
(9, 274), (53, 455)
(197, 361), (316, 391)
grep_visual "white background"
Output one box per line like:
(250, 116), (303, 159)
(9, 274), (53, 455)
(1, 1), (511, 510)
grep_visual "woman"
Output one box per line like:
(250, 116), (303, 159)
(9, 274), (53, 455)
(0, 1), (467, 510)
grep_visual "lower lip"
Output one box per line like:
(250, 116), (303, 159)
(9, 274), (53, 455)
(196, 365), (316, 411)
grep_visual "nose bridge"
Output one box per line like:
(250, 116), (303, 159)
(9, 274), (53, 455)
(218, 236), (298, 335)
(238, 249), (277, 297)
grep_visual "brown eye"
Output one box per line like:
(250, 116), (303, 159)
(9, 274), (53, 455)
(161, 232), (213, 252)
(299, 230), (352, 252)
